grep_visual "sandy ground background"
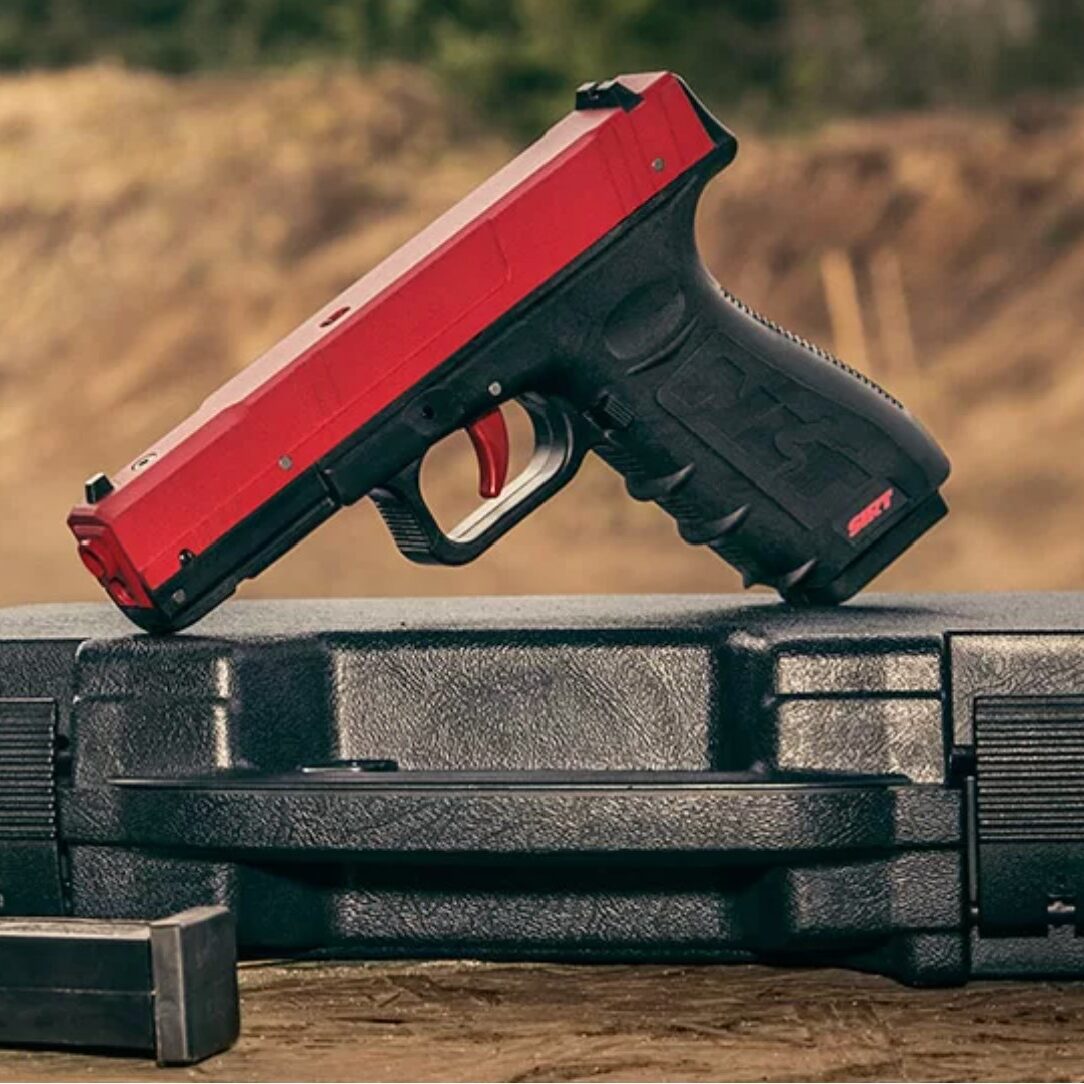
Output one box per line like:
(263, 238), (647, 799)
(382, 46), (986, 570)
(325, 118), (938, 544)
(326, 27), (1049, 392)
(5, 66), (1084, 606)
(5, 68), (1084, 1083)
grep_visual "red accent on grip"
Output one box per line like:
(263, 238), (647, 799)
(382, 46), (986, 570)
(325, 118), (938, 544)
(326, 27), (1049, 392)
(847, 487), (896, 539)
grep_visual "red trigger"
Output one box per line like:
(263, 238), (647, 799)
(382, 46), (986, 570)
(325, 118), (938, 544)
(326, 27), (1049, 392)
(466, 407), (510, 499)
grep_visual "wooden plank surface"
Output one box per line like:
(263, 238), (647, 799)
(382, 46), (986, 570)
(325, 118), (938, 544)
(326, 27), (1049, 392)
(2, 961), (1084, 1082)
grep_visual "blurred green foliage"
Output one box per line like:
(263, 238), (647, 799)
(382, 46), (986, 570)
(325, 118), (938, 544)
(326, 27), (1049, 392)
(1, 0), (1083, 133)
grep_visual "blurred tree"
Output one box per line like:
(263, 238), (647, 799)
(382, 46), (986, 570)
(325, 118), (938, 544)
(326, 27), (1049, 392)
(1003, 0), (1084, 94)
(782, 0), (1045, 117)
(0, 0), (1080, 133)
(419, 0), (787, 136)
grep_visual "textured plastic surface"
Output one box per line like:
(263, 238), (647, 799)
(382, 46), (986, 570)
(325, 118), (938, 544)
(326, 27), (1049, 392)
(68, 72), (948, 631)
(9, 593), (1084, 984)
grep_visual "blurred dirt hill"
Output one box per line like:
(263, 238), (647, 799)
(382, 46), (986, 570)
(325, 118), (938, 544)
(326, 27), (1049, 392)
(3, 65), (1084, 608)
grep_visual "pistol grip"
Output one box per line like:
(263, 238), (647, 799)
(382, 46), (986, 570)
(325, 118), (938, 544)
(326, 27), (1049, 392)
(557, 166), (950, 603)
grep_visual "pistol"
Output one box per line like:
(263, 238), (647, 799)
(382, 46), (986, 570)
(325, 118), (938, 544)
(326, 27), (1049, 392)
(68, 73), (950, 632)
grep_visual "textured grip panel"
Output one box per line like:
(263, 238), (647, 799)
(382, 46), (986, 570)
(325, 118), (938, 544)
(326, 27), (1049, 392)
(975, 695), (1084, 843)
(0, 699), (57, 842)
(558, 164), (949, 605)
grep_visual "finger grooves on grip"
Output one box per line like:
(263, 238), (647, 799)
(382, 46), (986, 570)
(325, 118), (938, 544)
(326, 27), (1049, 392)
(596, 438), (753, 553)
(593, 441), (641, 476)
(677, 505), (750, 546)
(625, 463), (696, 501)
(779, 558), (818, 591)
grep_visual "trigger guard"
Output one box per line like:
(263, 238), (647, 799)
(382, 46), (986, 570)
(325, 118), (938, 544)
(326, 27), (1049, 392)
(369, 394), (594, 566)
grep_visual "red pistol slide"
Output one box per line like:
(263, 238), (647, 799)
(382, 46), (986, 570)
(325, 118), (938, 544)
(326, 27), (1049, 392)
(69, 73), (949, 632)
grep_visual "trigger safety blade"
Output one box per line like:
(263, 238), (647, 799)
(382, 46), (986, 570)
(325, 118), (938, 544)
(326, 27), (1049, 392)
(467, 407), (510, 499)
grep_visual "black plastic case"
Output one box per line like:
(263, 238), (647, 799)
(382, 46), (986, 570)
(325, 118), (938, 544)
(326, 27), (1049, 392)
(5, 593), (1084, 985)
